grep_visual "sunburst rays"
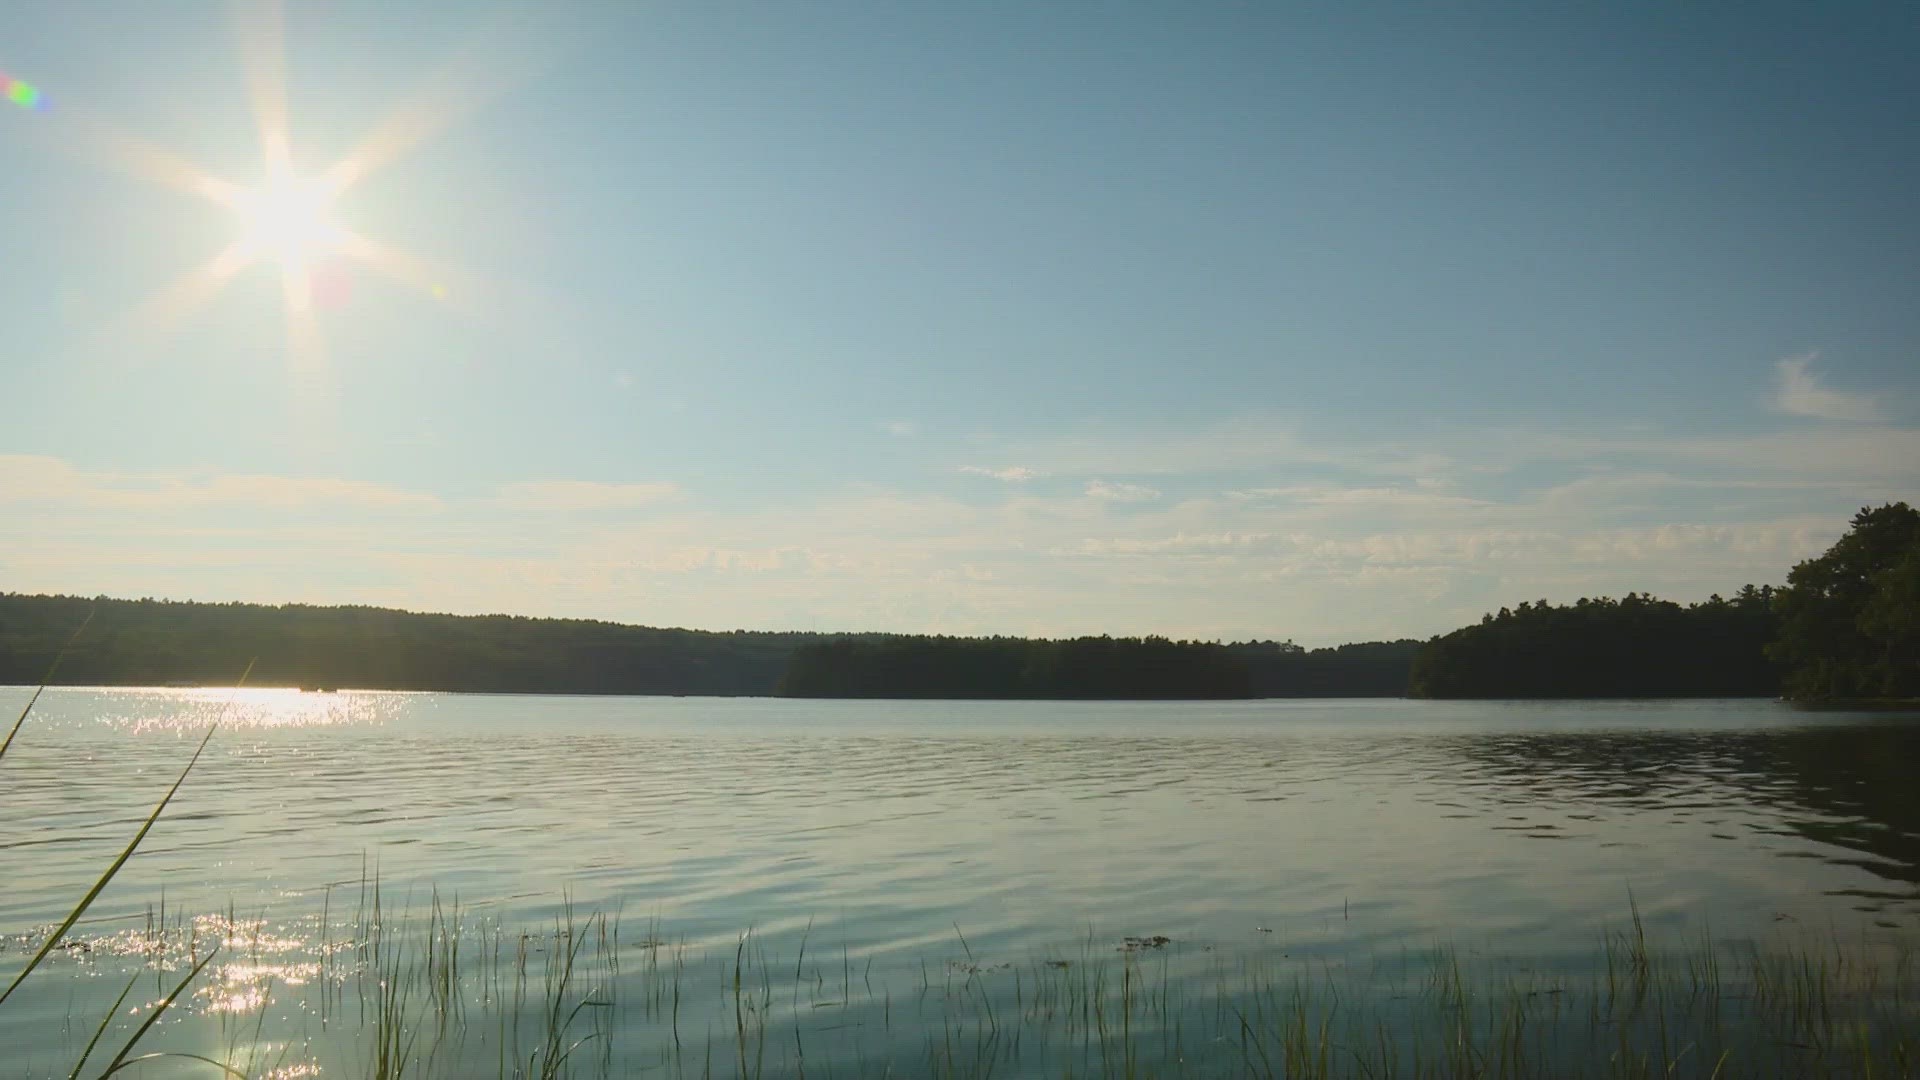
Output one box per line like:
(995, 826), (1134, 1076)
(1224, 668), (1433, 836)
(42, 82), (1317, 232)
(22, 0), (529, 401)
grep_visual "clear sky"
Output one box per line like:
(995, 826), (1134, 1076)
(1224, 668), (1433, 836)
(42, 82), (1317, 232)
(3, 1), (1917, 644)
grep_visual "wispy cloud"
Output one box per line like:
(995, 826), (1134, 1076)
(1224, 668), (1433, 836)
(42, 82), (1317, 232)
(1058, 532), (1267, 557)
(881, 420), (918, 437)
(1085, 479), (1161, 502)
(1772, 353), (1880, 421)
(985, 418), (1454, 479)
(960, 465), (1038, 482)
(496, 480), (681, 511)
(8, 339), (1916, 648)
(0, 455), (439, 511)
(1226, 484), (1486, 510)
(0, 454), (1871, 644)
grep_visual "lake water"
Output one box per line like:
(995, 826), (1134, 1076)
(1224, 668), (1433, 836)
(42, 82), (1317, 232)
(2, 688), (1917, 1077)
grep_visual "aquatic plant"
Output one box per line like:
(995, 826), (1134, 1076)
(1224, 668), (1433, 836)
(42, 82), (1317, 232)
(11, 882), (1916, 1078)
(0, 614), (254, 1078)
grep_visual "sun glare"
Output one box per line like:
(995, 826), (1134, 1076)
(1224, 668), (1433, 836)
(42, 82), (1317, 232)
(34, 0), (506, 379)
(235, 172), (342, 271)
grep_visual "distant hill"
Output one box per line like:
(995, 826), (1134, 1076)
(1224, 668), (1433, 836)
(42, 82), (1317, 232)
(0, 593), (1418, 699)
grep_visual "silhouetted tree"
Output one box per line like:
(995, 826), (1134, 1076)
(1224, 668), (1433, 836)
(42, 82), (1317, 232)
(1770, 503), (1920, 700)
(777, 635), (1256, 698)
(1, 593), (1416, 699)
(1226, 639), (1420, 696)
(1409, 590), (1780, 698)
(0, 593), (831, 695)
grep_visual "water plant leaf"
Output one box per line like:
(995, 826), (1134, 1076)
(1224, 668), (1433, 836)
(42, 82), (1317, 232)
(0, 606), (95, 763)
(67, 971), (141, 1080)
(0, 660), (253, 1008)
(98, 1054), (249, 1080)
(97, 945), (225, 1076)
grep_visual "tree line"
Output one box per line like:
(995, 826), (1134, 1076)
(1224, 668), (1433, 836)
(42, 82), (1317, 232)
(0, 594), (1416, 698)
(0, 595), (819, 695)
(776, 636), (1255, 698)
(5, 503), (1911, 702)
(1768, 502), (1920, 702)
(1407, 588), (1781, 698)
(1408, 502), (1920, 702)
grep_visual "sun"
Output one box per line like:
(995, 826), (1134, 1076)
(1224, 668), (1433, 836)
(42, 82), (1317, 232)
(234, 170), (343, 274)
(49, 0), (502, 364)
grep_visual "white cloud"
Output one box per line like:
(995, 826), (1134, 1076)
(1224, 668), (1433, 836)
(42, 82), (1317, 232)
(1059, 532), (1267, 557)
(7, 359), (1915, 648)
(881, 420), (918, 437)
(1085, 479), (1161, 502)
(1536, 473), (1840, 509)
(988, 418), (1454, 479)
(1226, 484), (1486, 510)
(0, 455), (439, 511)
(0, 466), (1860, 644)
(1771, 353), (1880, 422)
(496, 480), (681, 510)
(959, 465), (1038, 482)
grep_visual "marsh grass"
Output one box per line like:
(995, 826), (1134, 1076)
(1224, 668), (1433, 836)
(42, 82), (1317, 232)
(9, 838), (1920, 1080)
(6, 669), (1919, 1078)
(283, 908), (1911, 1079)
(2, 648), (259, 1078)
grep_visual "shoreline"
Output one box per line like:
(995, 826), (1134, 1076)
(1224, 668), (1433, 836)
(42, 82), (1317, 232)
(1786, 696), (1920, 712)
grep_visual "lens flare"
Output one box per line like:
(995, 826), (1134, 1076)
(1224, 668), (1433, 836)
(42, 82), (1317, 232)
(3, 71), (46, 111)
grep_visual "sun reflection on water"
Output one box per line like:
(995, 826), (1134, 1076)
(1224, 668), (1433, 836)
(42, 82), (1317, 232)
(91, 687), (400, 734)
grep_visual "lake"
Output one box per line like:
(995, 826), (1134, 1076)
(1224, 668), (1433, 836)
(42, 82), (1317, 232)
(2, 688), (1916, 1077)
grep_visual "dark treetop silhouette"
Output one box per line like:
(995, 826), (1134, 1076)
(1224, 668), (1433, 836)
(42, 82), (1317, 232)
(1408, 502), (1920, 702)
(0, 594), (1414, 698)
(775, 636), (1256, 699)
(1768, 502), (1920, 702)
(1408, 588), (1781, 699)
(5, 504), (1912, 702)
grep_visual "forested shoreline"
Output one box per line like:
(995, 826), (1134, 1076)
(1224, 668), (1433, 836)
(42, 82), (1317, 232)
(4, 504), (1913, 702)
(0, 594), (819, 695)
(776, 636), (1254, 698)
(1408, 503), (1919, 702)
(1407, 589), (1781, 699)
(0, 594), (1415, 698)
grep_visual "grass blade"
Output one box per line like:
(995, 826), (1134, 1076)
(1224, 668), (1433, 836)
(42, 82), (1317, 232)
(0, 606), (96, 763)
(99, 1054), (249, 1080)
(97, 945), (223, 1076)
(0, 660), (253, 1008)
(67, 971), (142, 1080)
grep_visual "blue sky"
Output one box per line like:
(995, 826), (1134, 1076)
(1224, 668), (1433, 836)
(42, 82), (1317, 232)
(2, 2), (1916, 643)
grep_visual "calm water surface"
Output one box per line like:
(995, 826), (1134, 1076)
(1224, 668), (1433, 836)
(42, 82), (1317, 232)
(2, 689), (1916, 1075)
